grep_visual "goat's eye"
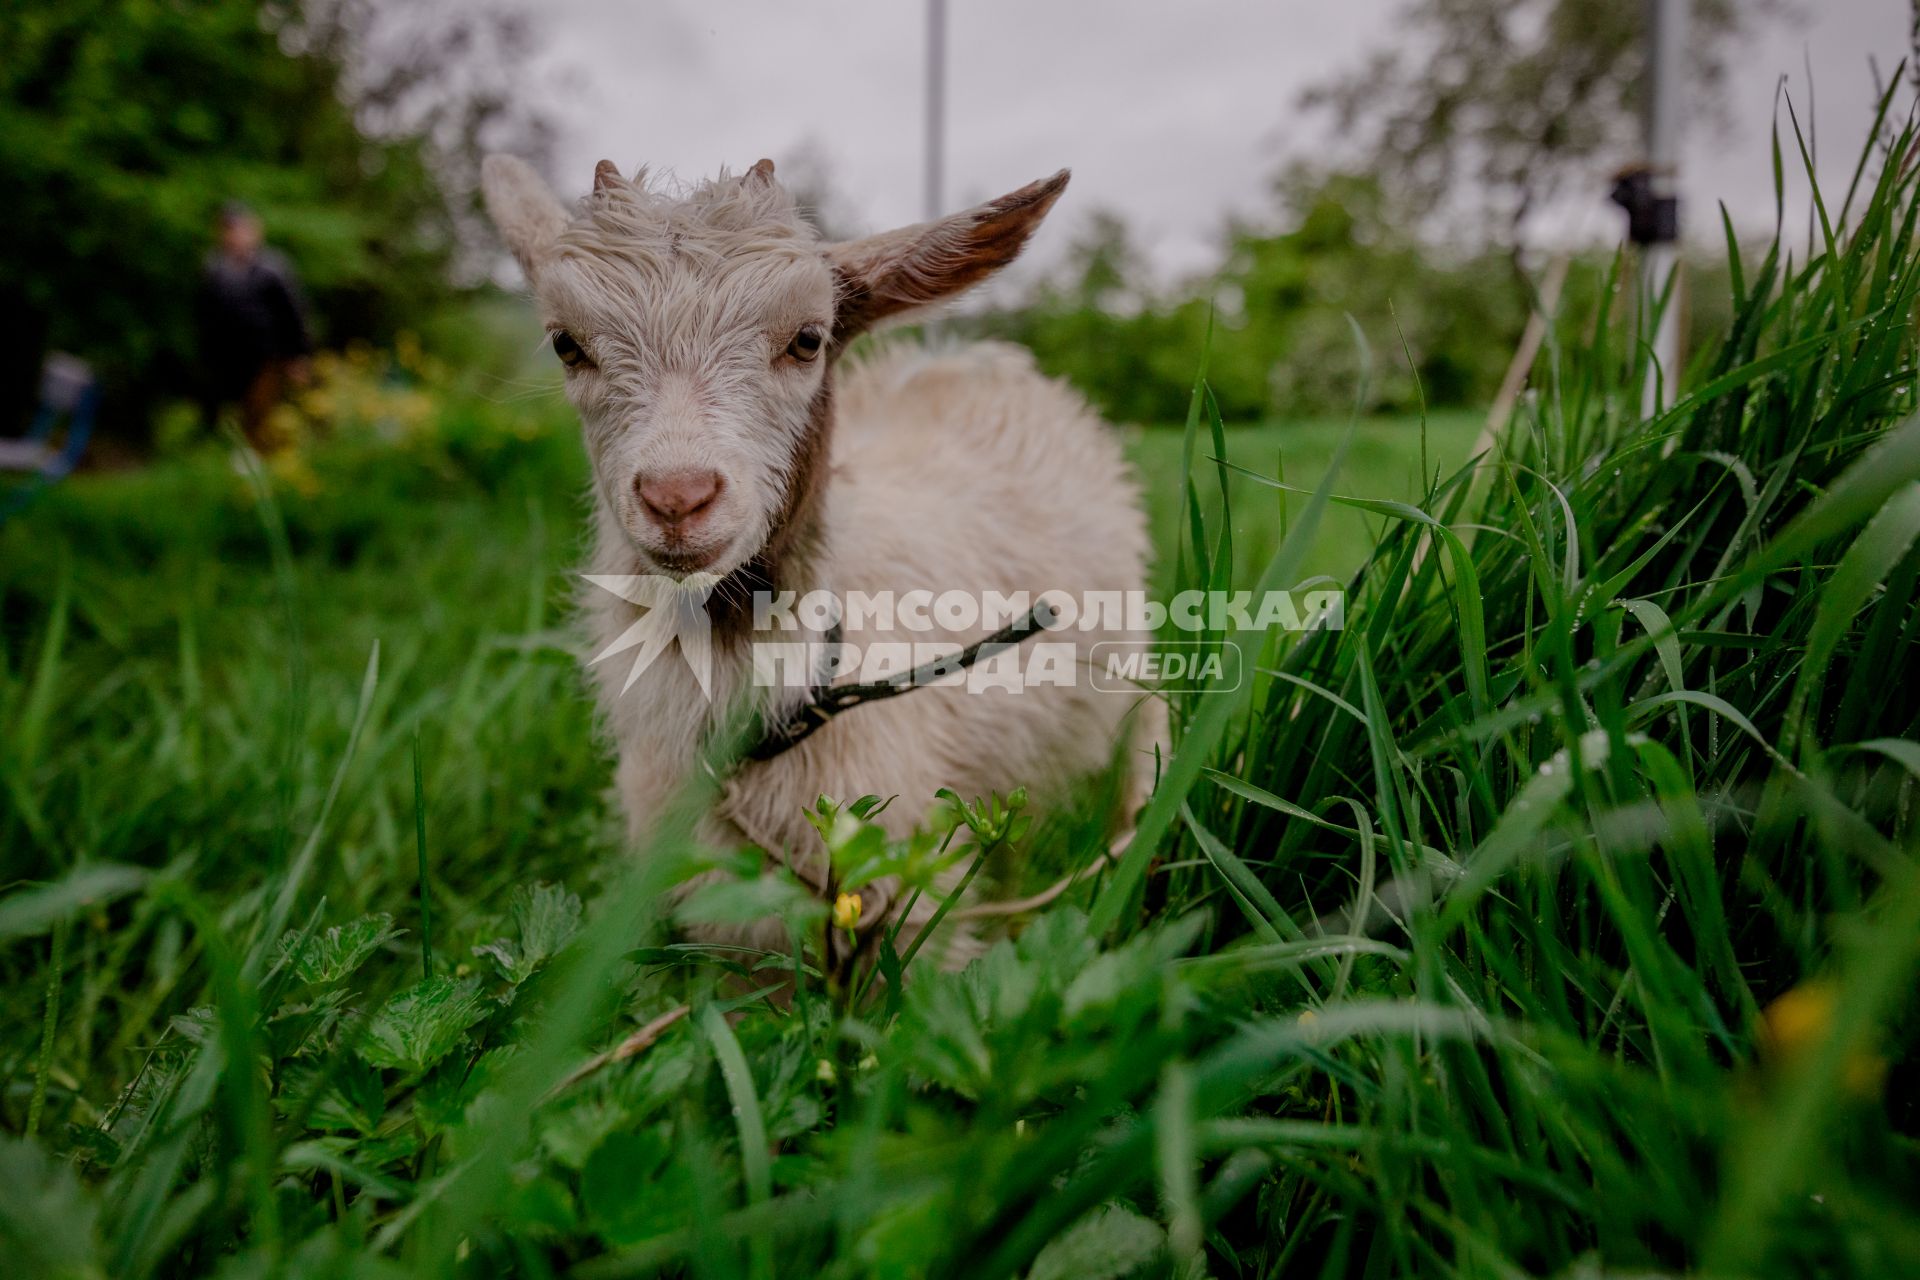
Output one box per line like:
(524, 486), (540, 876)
(785, 325), (824, 363)
(552, 330), (589, 368)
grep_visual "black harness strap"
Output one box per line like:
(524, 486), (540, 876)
(746, 598), (1061, 762)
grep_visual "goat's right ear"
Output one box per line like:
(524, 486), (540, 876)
(826, 169), (1069, 340)
(482, 154), (569, 279)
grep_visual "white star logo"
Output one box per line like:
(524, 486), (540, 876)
(583, 572), (722, 699)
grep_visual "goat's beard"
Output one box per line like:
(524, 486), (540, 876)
(648, 543), (734, 577)
(610, 501), (769, 585)
(625, 530), (741, 580)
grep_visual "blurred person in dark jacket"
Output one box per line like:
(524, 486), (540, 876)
(199, 201), (313, 448)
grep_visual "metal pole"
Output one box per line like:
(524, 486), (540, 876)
(924, 0), (947, 223)
(921, 0), (948, 340)
(1642, 0), (1689, 416)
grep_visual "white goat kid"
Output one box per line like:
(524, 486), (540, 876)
(482, 153), (1157, 965)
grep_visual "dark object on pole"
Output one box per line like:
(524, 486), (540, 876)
(1626, 0), (1690, 415)
(1610, 167), (1679, 245)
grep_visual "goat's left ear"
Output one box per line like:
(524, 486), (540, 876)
(482, 154), (570, 280)
(827, 169), (1069, 339)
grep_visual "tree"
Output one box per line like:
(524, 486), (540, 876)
(0, 0), (548, 437)
(1302, 0), (1784, 245)
(273, 0), (554, 281)
(982, 175), (1528, 423)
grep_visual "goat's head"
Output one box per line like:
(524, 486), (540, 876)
(482, 153), (1068, 579)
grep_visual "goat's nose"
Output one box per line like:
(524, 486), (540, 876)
(636, 469), (724, 527)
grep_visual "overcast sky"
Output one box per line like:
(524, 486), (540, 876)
(527, 1), (1907, 281)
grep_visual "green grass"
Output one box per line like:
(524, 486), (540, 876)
(1131, 411), (1483, 589)
(3, 101), (1919, 1280)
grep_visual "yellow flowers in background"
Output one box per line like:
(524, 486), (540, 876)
(266, 447), (322, 498)
(291, 340), (439, 443)
(179, 322), (569, 502)
(1759, 979), (1887, 1099)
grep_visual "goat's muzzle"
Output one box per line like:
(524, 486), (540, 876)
(636, 469), (724, 531)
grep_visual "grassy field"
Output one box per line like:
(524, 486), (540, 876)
(1131, 411), (1482, 588)
(0, 399), (1462, 925)
(3, 112), (1919, 1280)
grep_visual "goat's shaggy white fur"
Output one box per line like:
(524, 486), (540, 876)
(483, 154), (1159, 965)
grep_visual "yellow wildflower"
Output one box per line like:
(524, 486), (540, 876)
(833, 892), (862, 932)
